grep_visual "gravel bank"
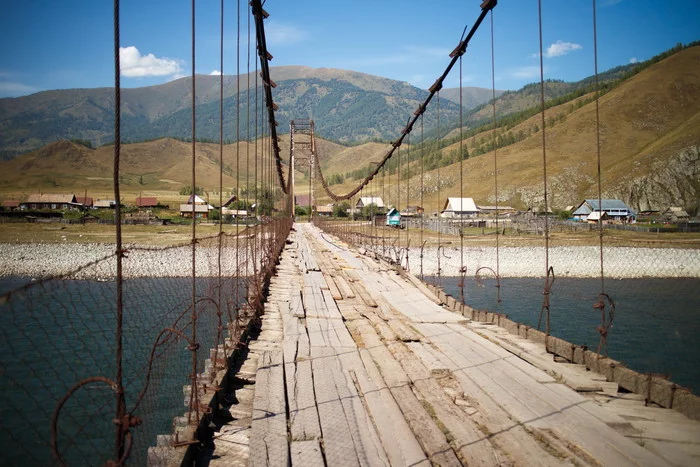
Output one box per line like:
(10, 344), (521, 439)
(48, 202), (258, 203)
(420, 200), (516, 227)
(0, 243), (253, 280)
(1, 243), (698, 280)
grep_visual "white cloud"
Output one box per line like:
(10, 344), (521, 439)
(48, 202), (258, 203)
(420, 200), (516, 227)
(265, 21), (307, 46)
(209, 70), (222, 76)
(120, 46), (183, 78)
(629, 57), (638, 64)
(544, 40), (582, 58)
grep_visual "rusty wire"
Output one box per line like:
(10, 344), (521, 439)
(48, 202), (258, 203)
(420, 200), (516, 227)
(312, 0), (497, 203)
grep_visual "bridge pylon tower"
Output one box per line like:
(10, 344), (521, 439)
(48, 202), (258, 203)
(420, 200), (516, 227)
(290, 119), (316, 221)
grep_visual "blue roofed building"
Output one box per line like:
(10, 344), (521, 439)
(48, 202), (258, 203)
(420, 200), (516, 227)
(572, 199), (636, 222)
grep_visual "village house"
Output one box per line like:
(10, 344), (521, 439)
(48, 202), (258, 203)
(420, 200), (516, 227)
(386, 207), (401, 227)
(315, 205), (333, 217)
(356, 196), (385, 212)
(94, 199), (117, 209)
(441, 197), (478, 218)
(21, 194), (81, 211)
(400, 205), (424, 217)
(135, 196), (159, 208)
(76, 196), (93, 208)
(572, 199), (636, 223)
(180, 194), (214, 219)
(2, 200), (20, 211)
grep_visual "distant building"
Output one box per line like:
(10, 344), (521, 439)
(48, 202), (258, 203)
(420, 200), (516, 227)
(181, 194), (214, 219)
(356, 197), (385, 211)
(2, 200), (20, 211)
(316, 205), (333, 217)
(441, 197), (478, 218)
(76, 196), (93, 208)
(94, 200), (117, 209)
(135, 196), (158, 208)
(572, 199), (636, 222)
(386, 207), (401, 227)
(21, 194), (81, 211)
(401, 205), (424, 217)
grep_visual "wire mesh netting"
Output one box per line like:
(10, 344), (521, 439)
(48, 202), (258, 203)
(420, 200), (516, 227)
(0, 220), (291, 465)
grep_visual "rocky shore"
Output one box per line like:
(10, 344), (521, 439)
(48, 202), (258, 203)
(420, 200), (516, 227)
(1, 242), (699, 280)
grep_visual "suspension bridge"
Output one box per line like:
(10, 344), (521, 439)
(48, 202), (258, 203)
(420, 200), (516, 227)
(1, 0), (699, 465)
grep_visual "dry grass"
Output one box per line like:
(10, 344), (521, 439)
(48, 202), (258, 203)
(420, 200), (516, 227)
(336, 221), (700, 250)
(0, 222), (242, 246)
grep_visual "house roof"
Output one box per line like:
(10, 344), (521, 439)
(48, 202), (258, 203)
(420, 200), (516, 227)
(136, 196), (158, 207)
(2, 200), (19, 208)
(316, 205), (333, 213)
(187, 194), (208, 204)
(357, 197), (385, 208)
(26, 193), (77, 204)
(76, 196), (93, 206)
(574, 199), (635, 216)
(386, 207), (400, 216)
(222, 208), (248, 216)
(180, 204), (210, 213)
(587, 211), (609, 221)
(443, 197), (477, 212)
(222, 194), (238, 207)
(94, 200), (116, 208)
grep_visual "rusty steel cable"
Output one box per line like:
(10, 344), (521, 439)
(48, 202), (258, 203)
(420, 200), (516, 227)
(251, 0), (288, 194)
(537, 0), (553, 342)
(188, 0), (200, 427)
(112, 0), (128, 460)
(490, 8), (502, 306)
(311, 0), (497, 203)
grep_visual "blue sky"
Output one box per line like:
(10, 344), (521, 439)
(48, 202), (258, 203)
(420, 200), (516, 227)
(1, 0), (699, 98)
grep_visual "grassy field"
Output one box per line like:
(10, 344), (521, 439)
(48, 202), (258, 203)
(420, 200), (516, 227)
(1, 217), (698, 249)
(321, 220), (700, 249)
(0, 222), (243, 246)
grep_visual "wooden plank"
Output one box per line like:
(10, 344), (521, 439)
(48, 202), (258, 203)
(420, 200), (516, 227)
(323, 272), (343, 300)
(320, 289), (344, 320)
(424, 323), (667, 466)
(290, 440), (325, 467)
(357, 324), (461, 466)
(311, 352), (361, 467)
(250, 350), (288, 467)
(353, 349), (430, 466)
(334, 274), (356, 299)
(387, 341), (501, 466)
(286, 359), (322, 441)
(382, 290), (465, 323)
(331, 351), (390, 466)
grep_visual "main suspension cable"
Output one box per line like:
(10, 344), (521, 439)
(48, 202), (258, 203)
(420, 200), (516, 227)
(312, 0), (497, 202)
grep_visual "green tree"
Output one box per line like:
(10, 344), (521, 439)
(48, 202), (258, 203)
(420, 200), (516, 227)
(179, 185), (204, 196)
(333, 202), (350, 218)
(361, 203), (379, 219)
(258, 189), (274, 216)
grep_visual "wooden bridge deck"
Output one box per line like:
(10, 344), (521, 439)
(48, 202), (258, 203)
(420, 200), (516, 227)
(207, 223), (700, 466)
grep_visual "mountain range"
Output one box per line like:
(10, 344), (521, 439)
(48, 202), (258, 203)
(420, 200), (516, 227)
(0, 66), (503, 160)
(0, 44), (698, 212)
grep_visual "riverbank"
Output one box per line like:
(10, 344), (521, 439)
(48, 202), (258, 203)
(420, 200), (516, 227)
(0, 243), (254, 280)
(1, 242), (699, 279)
